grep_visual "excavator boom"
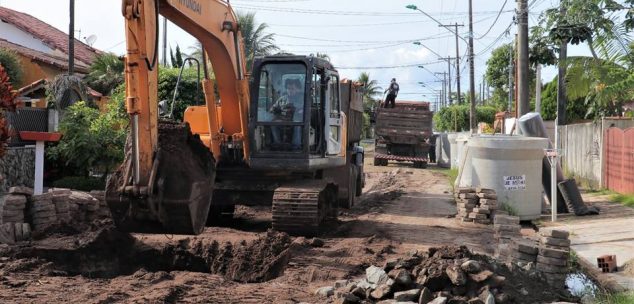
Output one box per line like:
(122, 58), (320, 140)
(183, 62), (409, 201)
(106, 0), (250, 234)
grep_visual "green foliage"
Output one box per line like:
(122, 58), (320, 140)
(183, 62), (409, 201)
(237, 11), (280, 71)
(433, 105), (497, 132)
(485, 44), (536, 111)
(539, 78), (588, 120)
(362, 112), (371, 139)
(611, 193), (634, 208)
(594, 291), (634, 304)
(357, 72), (382, 112)
(51, 176), (105, 191)
(0, 48), (23, 86)
(84, 53), (124, 96)
(158, 67), (204, 121)
(170, 45), (184, 68)
(48, 101), (126, 178)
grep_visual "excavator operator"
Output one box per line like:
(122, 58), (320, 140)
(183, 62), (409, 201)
(269, 78), (304, 150)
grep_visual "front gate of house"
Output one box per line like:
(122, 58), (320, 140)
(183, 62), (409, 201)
(604, 127), (634, 194)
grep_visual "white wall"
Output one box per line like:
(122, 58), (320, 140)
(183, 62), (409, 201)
(0, 21), (54, 54)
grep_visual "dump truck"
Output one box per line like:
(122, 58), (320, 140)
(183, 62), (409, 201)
(373, 101), (433, 168)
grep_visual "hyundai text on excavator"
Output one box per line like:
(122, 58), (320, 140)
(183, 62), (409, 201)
(106, 0), (365, 235)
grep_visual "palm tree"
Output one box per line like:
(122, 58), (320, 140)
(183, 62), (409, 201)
(85, 53), (124, 96)
(357, 72), (382, 111)
(237, 12), (280, 70)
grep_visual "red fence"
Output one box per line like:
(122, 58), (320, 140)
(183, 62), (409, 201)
(604, 128), (634, 194)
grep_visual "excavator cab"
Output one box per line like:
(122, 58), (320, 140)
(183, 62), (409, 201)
(249, 56), (345, 170)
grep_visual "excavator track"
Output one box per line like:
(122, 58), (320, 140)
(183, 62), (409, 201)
(106, 121), (216, 235)
(271, 180), (337, 235)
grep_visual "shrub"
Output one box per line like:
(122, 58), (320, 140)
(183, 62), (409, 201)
(0, 48), (23, 86)
(51, 176), (105, 191)
(158, 67), (205, 121)
(433, 105), (497, 132)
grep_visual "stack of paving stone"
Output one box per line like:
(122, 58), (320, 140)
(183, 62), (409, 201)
(49, 188), (72, 224)
(0, 222), (31, 244)
(68, 191), (101, 222)
(1, 187), (31, 224)
(493, 214), (521, 263)
(537, 229), (570, 285)
(455, 187), (498, 225)
(28, 192), (58, 231)
(512, 240), (539, 268)
(90, 190), (110, 218)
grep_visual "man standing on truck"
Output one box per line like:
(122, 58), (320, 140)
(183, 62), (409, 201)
(383, 78), (399, 108)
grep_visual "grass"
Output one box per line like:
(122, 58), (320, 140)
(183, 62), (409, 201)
(611, 193), (634, 208)
(594, 291), (634, 304)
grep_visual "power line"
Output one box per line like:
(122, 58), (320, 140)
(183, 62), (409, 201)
(233, 5), (513, 17)
(275, 33), (452, 44)
(335, 60), (443, 70)
(476, 0), (508, 39)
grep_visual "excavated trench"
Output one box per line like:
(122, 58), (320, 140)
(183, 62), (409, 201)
(6, 226), (293, 283)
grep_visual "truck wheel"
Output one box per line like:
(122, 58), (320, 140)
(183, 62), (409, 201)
(381, 159), (389, 166)
(373, 158), (381, 166)
(356, 174), (363, 196)
(413, 161), (427, 169)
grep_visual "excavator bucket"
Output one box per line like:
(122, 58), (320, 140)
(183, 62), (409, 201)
(106, 121), (216, 235)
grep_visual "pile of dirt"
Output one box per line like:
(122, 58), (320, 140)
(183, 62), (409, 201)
(320, 245), (577, 304)
(4, 225), (294, 283)
(624, 258), (634, 277)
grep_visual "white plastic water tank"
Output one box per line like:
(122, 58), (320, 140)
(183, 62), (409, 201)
(469, 135), (549, 220)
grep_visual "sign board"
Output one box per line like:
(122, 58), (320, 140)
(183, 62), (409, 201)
(503, 175), (526, 190)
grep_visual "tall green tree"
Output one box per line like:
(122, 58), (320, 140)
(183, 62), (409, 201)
(484, 44), (536, 111)
(357, 72), (382, 111)
(170, 45), (184, 68)
(237, 11), (279, 71)
(84, 53), (124, 96)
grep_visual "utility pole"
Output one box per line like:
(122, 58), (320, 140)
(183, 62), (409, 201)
(468, 0), (476, 133)
(439, 57), (455, 105)
(517, 0), (530, 117)
(536, 63), (542, 112)
(439, 23), (464, 104)
(162, 17), (168, 66)
(557, 2), (568, 126)
(508, 43), (514, 112)
(436, 72), (448, 107)
(68, 0), (75, 75)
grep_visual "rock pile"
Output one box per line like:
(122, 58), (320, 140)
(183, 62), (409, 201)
(537, 229), (570, 285)
(317, 245), (568, 304)
(1, 187), (30, 224)
(50, 188), (72, 224)
(455, 187), (498, 225)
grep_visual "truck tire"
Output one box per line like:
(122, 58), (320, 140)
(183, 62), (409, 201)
(413, 161), (427, 169)
(373, 157), (381, 166)
(356, 174), (363, 197)
(339, 166), (357, 209)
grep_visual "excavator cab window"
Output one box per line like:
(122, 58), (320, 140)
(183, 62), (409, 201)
(254, 62), (307, 153)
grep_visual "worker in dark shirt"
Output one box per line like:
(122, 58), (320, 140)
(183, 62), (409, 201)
(383, 78), (399, 108)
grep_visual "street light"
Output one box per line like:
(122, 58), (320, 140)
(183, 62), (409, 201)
(406, 5), (468, 43)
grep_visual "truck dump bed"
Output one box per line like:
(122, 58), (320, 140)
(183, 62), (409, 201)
(375, 102), (432, 144)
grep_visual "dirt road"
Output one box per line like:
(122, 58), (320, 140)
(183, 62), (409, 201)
(0, 152), (498, 303)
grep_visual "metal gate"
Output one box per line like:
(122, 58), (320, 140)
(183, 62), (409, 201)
(604, 127), (634, 194)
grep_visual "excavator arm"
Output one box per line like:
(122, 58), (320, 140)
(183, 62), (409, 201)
(106, 0), (250, 234)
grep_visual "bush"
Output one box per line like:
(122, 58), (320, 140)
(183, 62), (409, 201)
(0, 48), (23, 86)
(433, 105), (497, 132)
(158, 67), (205, 121)
(51, 176), (105, 191)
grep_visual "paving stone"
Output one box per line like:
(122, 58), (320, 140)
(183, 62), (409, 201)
(9, 187), (33, 196)
(516, 242), (539, 255)
(513, 251), (537, 262)
(539, 247), (569, 259)
(460, 218), (474, 223)
(540, 237), (571, 248)
(474, 219), (492, 225)
(540, 229), (569, 240)
(493, 224), (520, 232)
(468, 213), (487, 220)
(472, 208), (490, 214)
(456, 187), (476, 193)
(3, 195), (27, 205)
(475, 188), (496, 194)
(459, 193), (478, 199)
(493, 215), (519, 225)
(537, 255), (568, 267)
(477, 193), (497, 200)
(30, 203), (56, 213)
(536, 262), (568, 274)
(30, 193), (53, 202)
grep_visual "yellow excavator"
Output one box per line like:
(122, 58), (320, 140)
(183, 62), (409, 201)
(106, 0), (365, 235)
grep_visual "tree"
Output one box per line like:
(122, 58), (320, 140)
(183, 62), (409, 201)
(433, 105), (497, 132)
(237, 11), (279, 70)
(84, 53), (124, 96)
(357, 72), (382, 111)
(170, 45), (184, 68)
(485, 44), (536, 111)
(48, 101), (126, 179)
(158, 67), (205, 121)
(0, 64), (17, 157)
(0, 48), (23, 87)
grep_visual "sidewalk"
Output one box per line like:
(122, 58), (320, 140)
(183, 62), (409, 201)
(543, 194), (634, 291)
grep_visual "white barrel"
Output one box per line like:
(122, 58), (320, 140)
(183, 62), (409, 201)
(469, 136), (549, 220)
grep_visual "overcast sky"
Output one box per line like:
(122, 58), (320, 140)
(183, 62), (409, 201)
(0, 0), (592, 104)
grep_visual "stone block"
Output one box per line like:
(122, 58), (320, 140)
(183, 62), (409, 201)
(540, 237), (571, 248)
(539, 247), (569, 259)
(493, 215), (519, 225)
(472, 208), (490, 214)
(537, 255), (568, 267)
(468, 213), (487, 219)
(9, 186), (33, 196)
(540, 229), (569, 240)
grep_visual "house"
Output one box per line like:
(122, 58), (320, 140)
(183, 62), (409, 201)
(0, 6), (102, 107)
